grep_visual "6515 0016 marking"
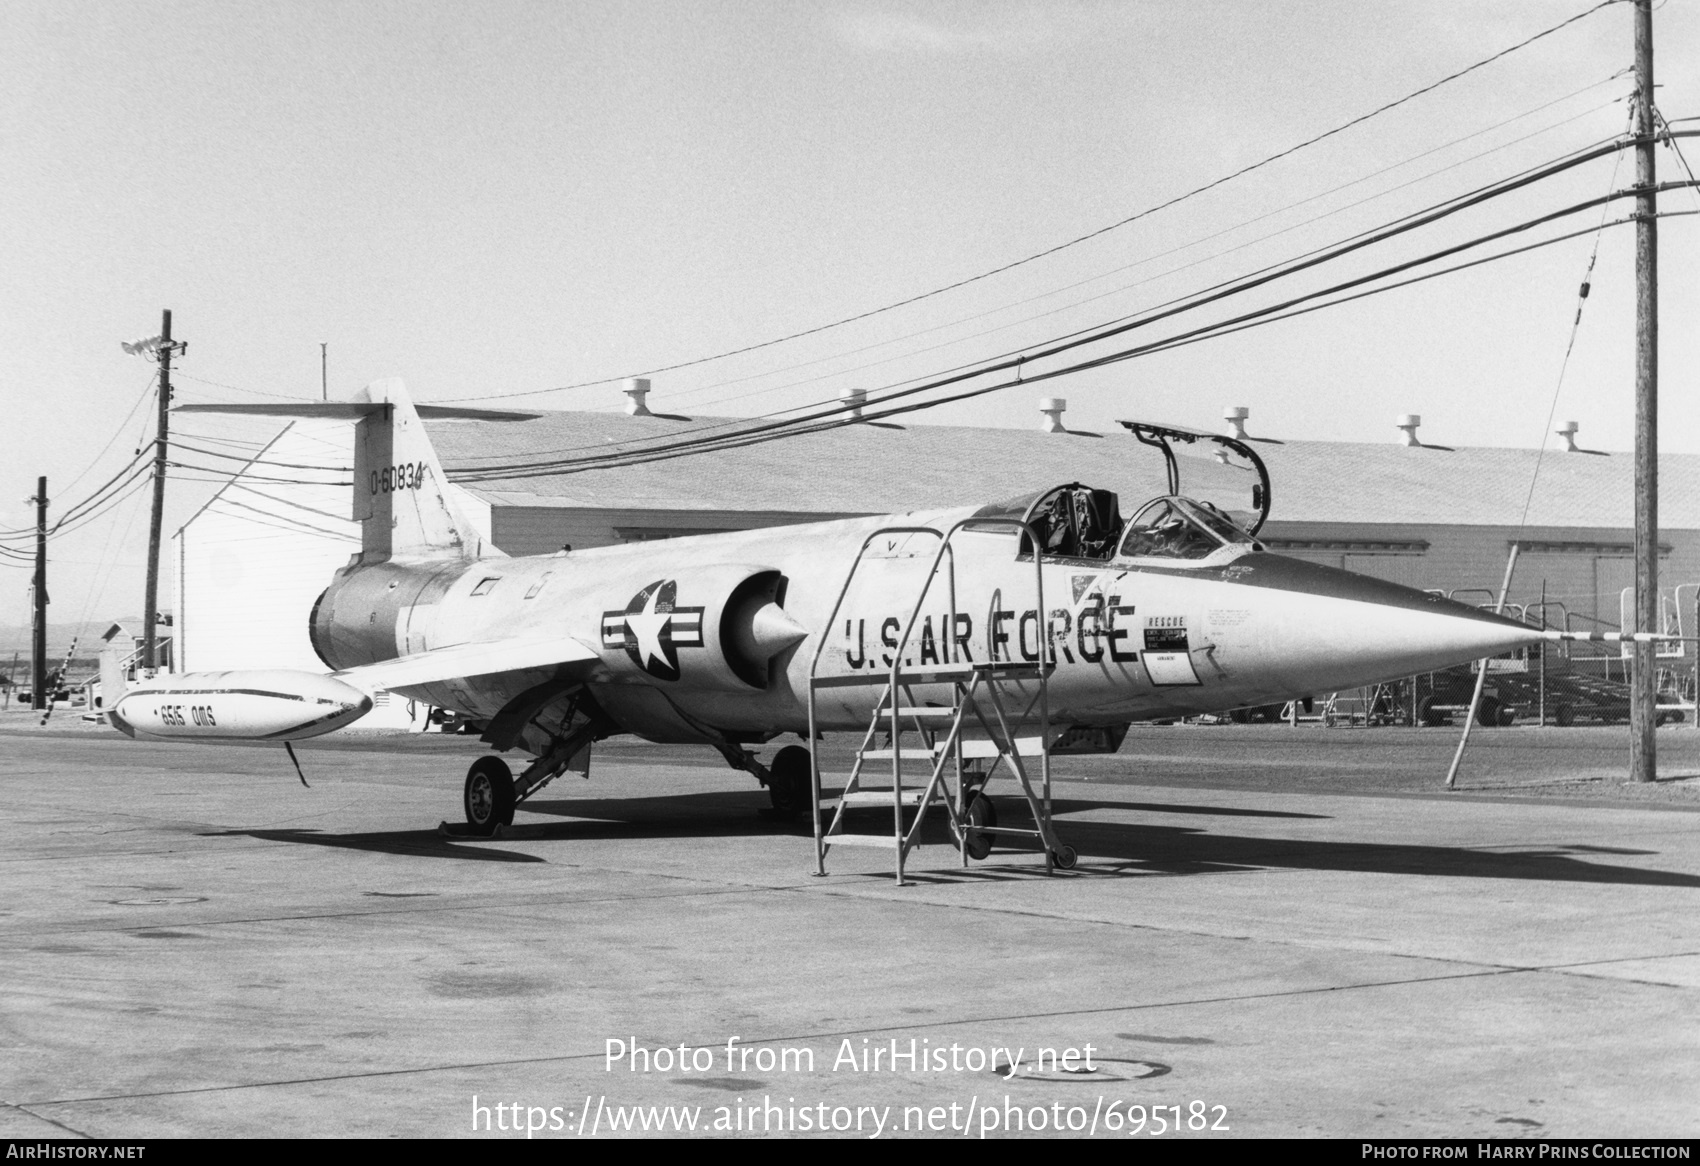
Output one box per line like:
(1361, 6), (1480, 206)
(155, 703), (216, 728)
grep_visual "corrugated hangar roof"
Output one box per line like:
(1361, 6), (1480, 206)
(431, 412), (1254, 516)
(426, 411), (1700, 529)
(1257, 441), (1700, 529)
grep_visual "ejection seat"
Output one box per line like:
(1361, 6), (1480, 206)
(1020, 483), (1123, 561)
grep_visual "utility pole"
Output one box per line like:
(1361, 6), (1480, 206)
(1630, 0), (1658, 782)
(30, 476), (47, 711)
(143, 309), (178, 672)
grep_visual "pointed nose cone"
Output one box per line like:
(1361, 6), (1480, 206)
(1224, 555), (1545, 693)
(749, 602), (809, 657)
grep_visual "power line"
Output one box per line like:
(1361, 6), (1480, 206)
(451, 179), (1697, 481)
(448, 134), (1645, 477)
(442, 0), (1625, 405)
(659, 80), (1631, 417)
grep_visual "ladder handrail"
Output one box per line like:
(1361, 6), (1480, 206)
(806, 524), (951, 875)
(883, 518), (1051, 787)
(885, 517), (1055, 878)
(808, 515), (1057, 881)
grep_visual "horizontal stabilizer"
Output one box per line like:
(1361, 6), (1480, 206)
(336, 634), (601, 692)
(174, 402), (542, 421)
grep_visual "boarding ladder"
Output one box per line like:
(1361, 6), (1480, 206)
(805, 518), (1075, 885)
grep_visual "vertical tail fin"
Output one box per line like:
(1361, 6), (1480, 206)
(352, 378), (487, 561)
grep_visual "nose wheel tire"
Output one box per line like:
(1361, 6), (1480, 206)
(464, 756), (516, 832)
(1052, 846), (1078, 871)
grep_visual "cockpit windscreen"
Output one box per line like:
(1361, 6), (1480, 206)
(1118, 497), (1256, 560)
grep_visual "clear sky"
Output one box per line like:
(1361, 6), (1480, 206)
(2, 0), (1697, 633)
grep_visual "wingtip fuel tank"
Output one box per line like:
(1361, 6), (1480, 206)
(107, 670), (373, 742)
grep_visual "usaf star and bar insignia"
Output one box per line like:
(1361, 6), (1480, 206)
(600, 579), (705, 681)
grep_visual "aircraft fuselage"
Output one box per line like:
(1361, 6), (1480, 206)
(305, 503), (1534, 747)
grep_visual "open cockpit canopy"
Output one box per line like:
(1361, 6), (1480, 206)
(973, 420), (1273, 564)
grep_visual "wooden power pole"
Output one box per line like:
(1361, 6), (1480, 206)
(143, 309), (176, 672)
(30, 476), (46, 711)
(1630, 0), (1658, 782)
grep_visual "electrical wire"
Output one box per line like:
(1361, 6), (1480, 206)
(0, 448), (154, 541)
(1654, 106), (1700, 212)
(671, 90), (1630, 422)
(453, 188), (1697, 480)
(449, 134), (1655, 477)
(170, 439), (350, 475)
(447, 140), (1611, 474)
(659, 77), (1632, 414)
(172, 370), (324, 402)
(56, 373), (158, 498)
(441, 0), (1625, 404)
(1516, 119), (1631, 536)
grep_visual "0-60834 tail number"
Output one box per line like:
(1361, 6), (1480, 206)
(372, 462), (427, 494)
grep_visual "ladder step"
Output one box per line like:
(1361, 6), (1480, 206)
(836, 790), (927, 806)
(823, 833), (901, 849)
(860, 748), (939, 761)
(889, 706), (958, 718)
(957, 736), (1046, 759)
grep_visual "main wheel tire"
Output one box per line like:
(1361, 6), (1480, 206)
(464, 756), (515, 832)
(963, 793), (997, 861)
(1497, 706), (1516, 727)
(1416, 695), (1446, 727)
(767, 745), (810, 815)
(1475, 697), (1501, 728)
(1553, 703), (1575, 727)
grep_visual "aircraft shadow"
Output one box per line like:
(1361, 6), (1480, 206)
(204, 792), (1700, 888)
(1050, 798), (1327, 820)
(197, 827), (548, 863)
(1036, 817), (1700, 888)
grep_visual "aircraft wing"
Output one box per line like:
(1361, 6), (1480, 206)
(334, 634), (601, 692)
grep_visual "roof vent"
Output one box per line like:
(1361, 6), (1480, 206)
(1396, 413), (1423, 447)
(1223, 405), (1250, 440)
(1039, 397), (1067, 434)
(1556, 420), (1580, 452)
(840, 388), (866, 421)
(623, 377), (652, 417)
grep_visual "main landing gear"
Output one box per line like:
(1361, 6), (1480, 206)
(451, 719), (601, 837)
(716, 742), (811, 822)
(765, 745), (811, 816)
(463, 756), (516, 833)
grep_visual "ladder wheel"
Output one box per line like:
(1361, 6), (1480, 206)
(1052, 845), (1078, 870)
(963, 793), (997, 861)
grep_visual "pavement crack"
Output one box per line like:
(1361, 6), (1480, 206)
(4, 1100), (92, 1138)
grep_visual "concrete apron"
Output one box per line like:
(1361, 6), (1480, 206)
(0, 730), (1695, 1139)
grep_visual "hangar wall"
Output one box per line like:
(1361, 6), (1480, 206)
(172, 421), (492, 728)
(487, 506), (869, 557)
(1263, 521), (1700, 631)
